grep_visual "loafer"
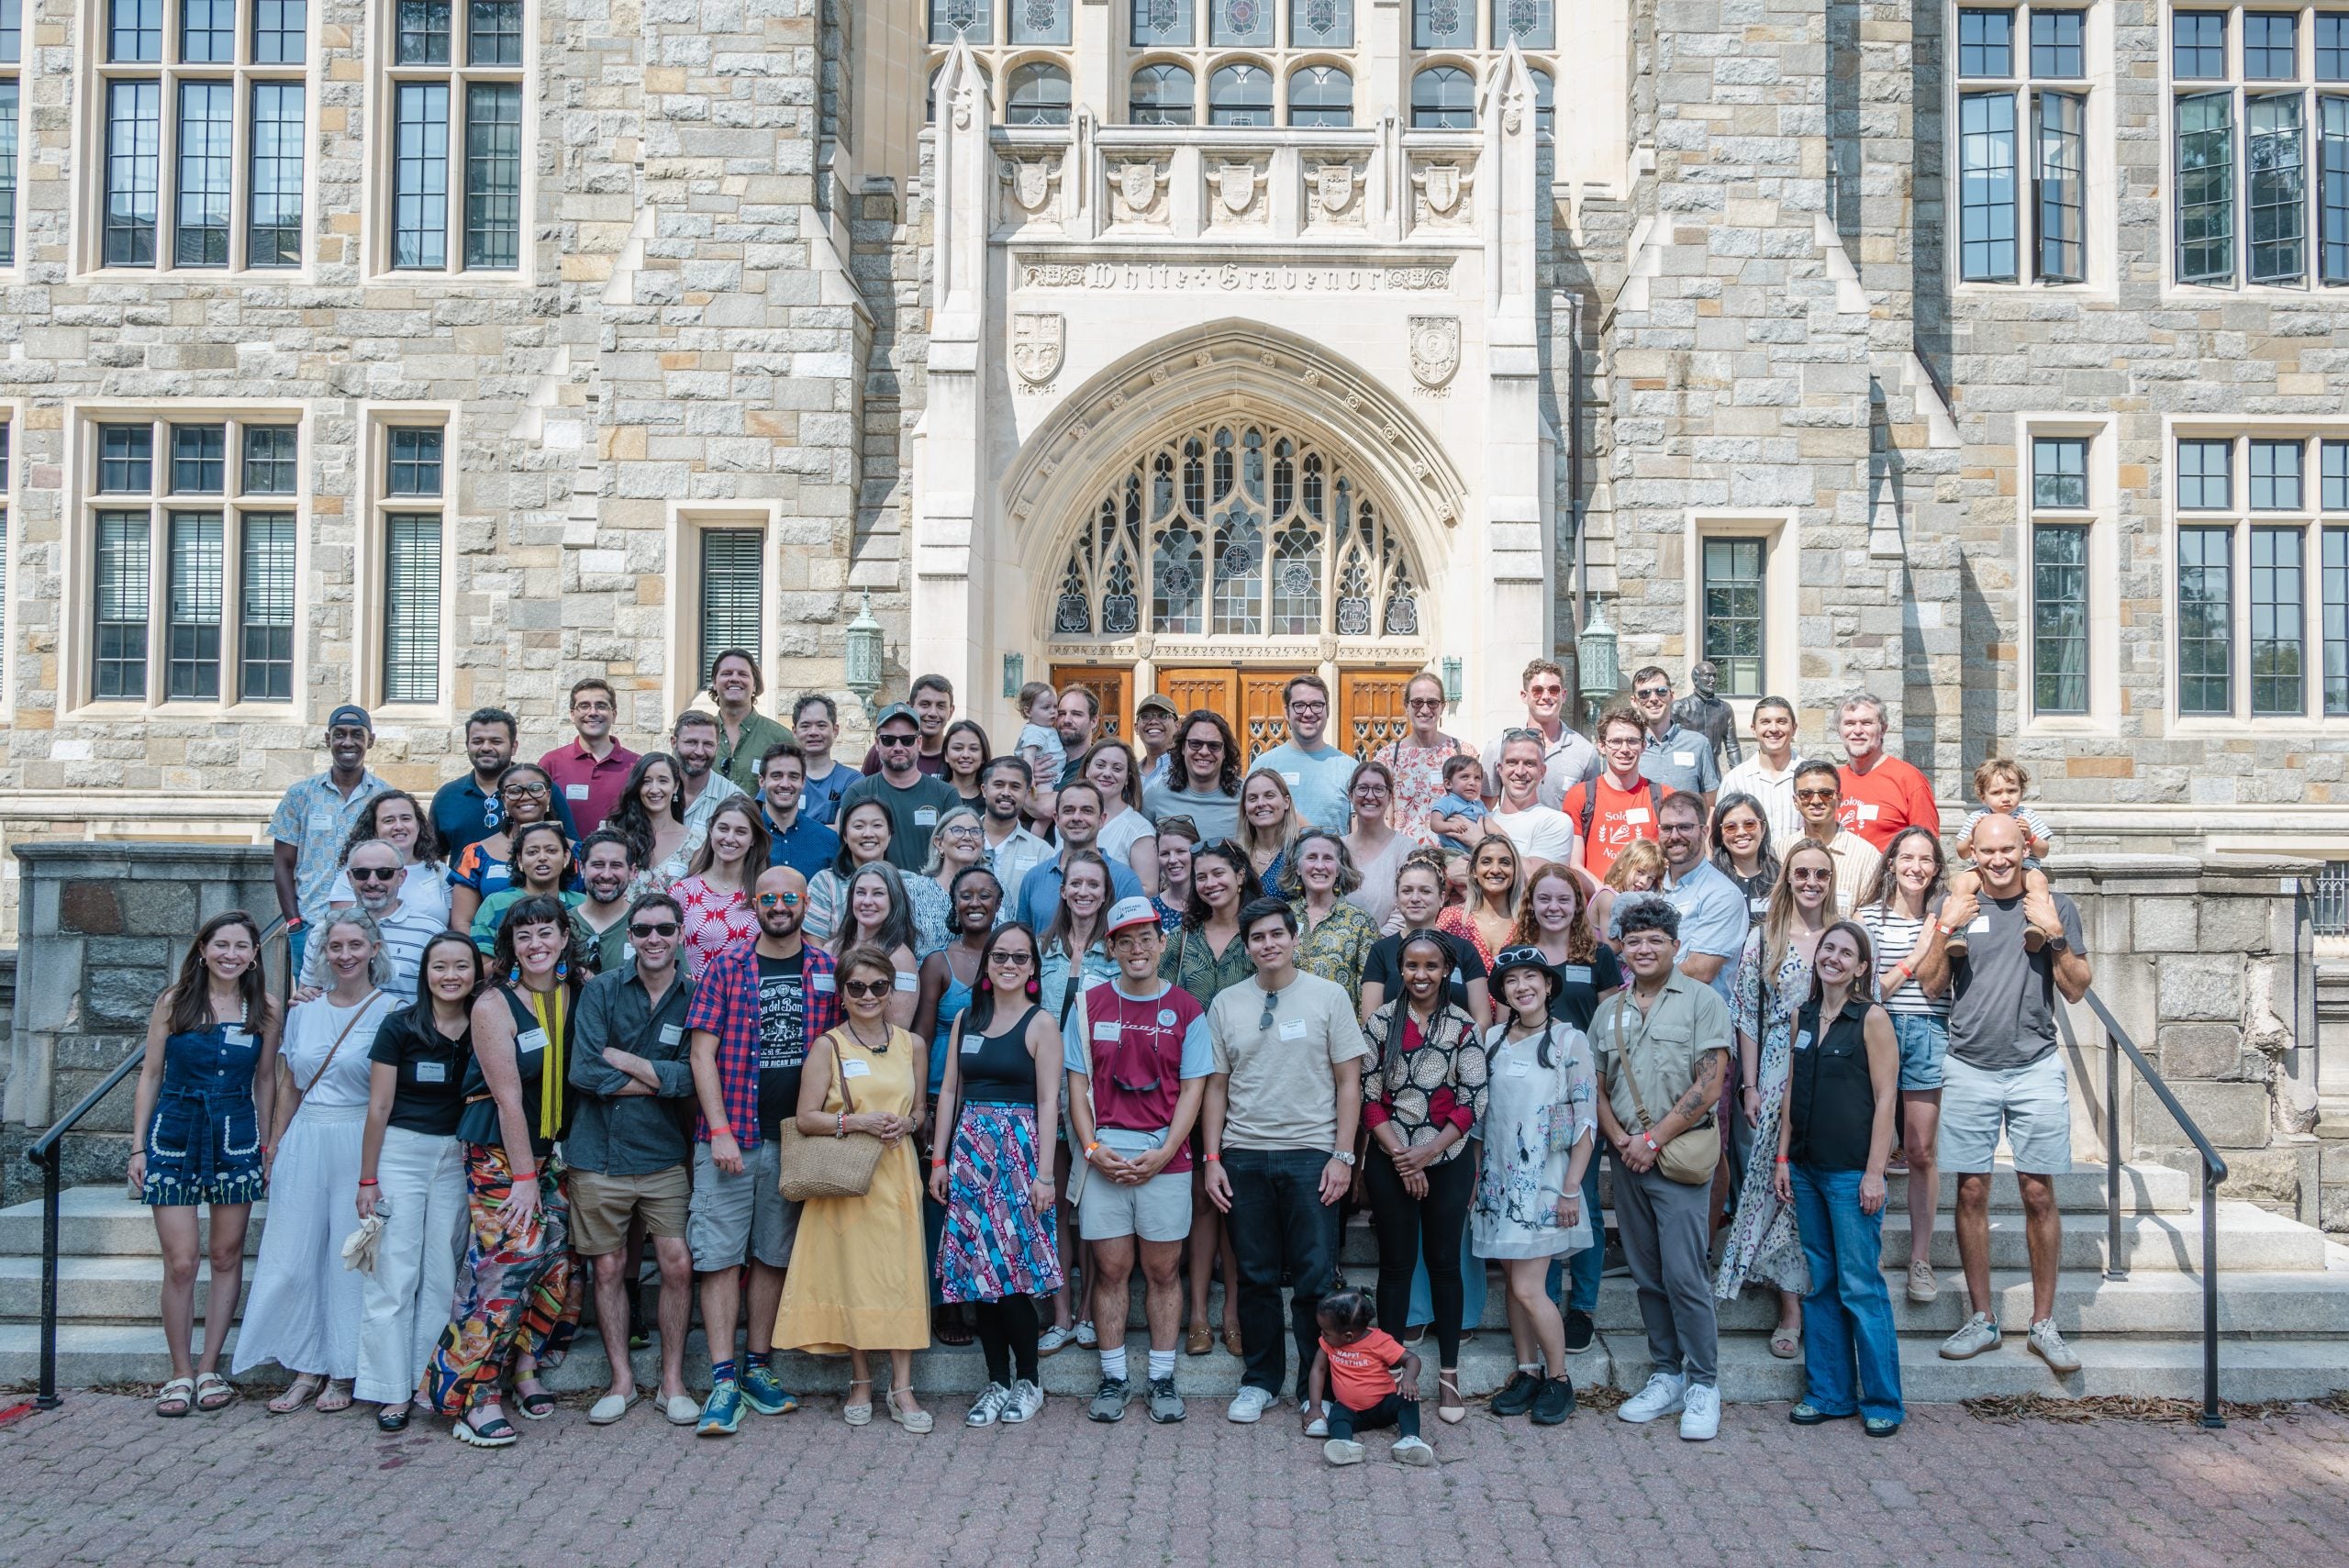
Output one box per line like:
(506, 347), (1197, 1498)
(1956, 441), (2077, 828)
(662, 1394), (701, 1426)
(1185, 1322), (1213, 1356)
(374, 1405), (411, 1433)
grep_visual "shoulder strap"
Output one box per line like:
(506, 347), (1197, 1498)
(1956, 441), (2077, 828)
(301, 991), (383, 1097)
(1576, 784), (1595, 843)
(823, 1027), (858, 1115)
(1610, 994), (1659, 1133)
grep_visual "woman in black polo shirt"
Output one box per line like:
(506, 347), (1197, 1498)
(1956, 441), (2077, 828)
(1772, 919), (1904, 1437)
(355, 932), (481, 1430)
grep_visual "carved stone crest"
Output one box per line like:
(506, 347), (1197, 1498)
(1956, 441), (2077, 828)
(1313, 161), (1357, 217)
(1214, 160), (1260, 216)
(1408, 317), (1460, 389)
(1011, 312), (1064, 387)
(1001, 156), (1055, 214)
(1113, 160), (1170, 224)
(1411, 161), (1473, 224)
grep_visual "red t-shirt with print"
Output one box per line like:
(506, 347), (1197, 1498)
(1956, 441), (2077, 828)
(1322, 1328), (1408, 1409)
(1558, 775), (1661, 884)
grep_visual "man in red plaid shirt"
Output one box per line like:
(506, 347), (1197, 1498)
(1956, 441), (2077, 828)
(684, 863), (841, 1435)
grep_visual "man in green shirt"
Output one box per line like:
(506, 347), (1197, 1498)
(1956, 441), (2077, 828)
(707, 647), (795, 795)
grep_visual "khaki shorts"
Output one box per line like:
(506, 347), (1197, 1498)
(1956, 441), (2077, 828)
(1077, 1165), (1194, 1244)
(568, 1163), (691, 1256)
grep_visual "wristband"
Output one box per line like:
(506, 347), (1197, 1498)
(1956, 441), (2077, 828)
(1642, 1134), (1659, 1153)
(1084, 1140), (1100, 1157)
(931, 1158), (948, 1171)
(357, 1177), (379, 1187)
(1203, 1151), (1221, 1162)
(511, 1168), (538, 1183)
(1774, 1155), (1789, 1164)
(709, 1123), (734, 1140)
(1934, 924), (1954, 937)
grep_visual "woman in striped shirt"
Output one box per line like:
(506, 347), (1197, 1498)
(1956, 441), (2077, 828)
(1854, 826), (1956, 1307)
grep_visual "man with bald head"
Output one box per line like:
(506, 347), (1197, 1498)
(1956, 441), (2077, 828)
(1932, 812), (2090, 1381)
(683, 864), (842, 1436)
(307, 840), (438, 1002)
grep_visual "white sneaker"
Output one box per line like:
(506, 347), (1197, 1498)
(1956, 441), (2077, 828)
(1226, 1385), (1277, 1424)
(963, 1382), (1010, 1428)
(1001, 1378), (1046, 1424)
(1301, 1399), (1329, 1438)
(1939, 1311), (2000, 1361)
(1616, 1371), (1687, 1424)
(2027, 1318), (2082, 1375)
(1677, 1382), (1720, 1441)
(1391, 1435), (1435, 1466)
(1322, 1437), (1365, 1465)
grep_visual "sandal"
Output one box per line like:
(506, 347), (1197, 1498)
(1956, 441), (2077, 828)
(1769, 1326), (1801, 1360)
(154, 1376), (195, 1418)
(314, 1378), (353, 1414)
(1437, 1371), (1467, 1425)
(842, 1377), (874, 1427)
(267, 1373), (324, 1415)
(194, 1372), (235, 1413)
(887, 1385), (933, 1435)
(515, 1383), (558, 1420)
(453, 1411), (519, 1448)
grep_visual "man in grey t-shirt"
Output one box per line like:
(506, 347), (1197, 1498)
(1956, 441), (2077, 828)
(1935, 815), (2092, 1378)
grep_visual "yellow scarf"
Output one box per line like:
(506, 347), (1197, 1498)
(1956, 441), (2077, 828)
(529, 985), (568, 1140)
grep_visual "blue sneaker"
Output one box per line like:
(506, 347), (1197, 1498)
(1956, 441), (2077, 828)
(739, 1362), (800, 1416)
(696, 1378), (745, 1437)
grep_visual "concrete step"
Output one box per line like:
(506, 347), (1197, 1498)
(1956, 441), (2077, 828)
(0, 1161), (2194, 1261)
(1871, 1203), (2327, 1275)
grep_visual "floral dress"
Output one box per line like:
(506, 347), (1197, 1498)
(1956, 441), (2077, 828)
(1472, 1019), (1598, 1260)
(1714, 924), (1812, 1298)
(1378, 734), (1468, 841)
(1292, 897), (1378, 1008)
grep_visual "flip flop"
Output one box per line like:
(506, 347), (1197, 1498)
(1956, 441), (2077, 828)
(154, 1376), (195, 1418)
(267, 1373), (324, 1415)
(193, 1372), (235, 1413)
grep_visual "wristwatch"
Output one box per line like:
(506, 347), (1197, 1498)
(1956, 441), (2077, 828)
(1330, 1150), (1357, 1167)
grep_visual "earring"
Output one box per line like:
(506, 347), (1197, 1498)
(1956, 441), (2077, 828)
(507, 965), (521, 984)
(556, 959), (568, 980)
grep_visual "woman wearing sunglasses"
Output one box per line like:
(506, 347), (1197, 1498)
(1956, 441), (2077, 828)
(1709, 791), (1780, 929)
(449, 763), (567, 934)
(774, 944), (933, 1433)
(1373, 671), (1468, 841)
(929, 922), (1064, 1426)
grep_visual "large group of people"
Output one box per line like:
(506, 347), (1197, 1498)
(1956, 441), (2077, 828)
(127, 652), (2092, 1461)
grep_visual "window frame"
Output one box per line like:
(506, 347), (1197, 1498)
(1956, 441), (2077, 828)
(1951, 1), (2104, 290)
(0, 2), (21, 273)
(367, 0), (532, 281)
(2167, 419), (2349, 726)
(665, 505), (780, 718)
(62, 402), (307, 717)
(357, 406), (457, 714)
(78, 0), (317, 277)
(0, 403), (14, 715)
(1682, 511), (1800, 729)
(2019, 416), (2121, 733)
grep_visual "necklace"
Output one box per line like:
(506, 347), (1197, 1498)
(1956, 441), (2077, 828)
(846, 1018), (889, 1053)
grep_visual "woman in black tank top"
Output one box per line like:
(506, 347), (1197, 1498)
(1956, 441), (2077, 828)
(927, 922), (1066, 1427)
(1771, 920), (1904, 1436)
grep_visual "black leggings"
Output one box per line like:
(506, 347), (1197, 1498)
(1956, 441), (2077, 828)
(972, 1295), (1041, 1387)
(1364, 1144), (1475, 1370)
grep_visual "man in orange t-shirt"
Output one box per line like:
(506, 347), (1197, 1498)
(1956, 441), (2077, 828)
(1833, 692), (1938, 851)
(1559, 711), (1664, 884)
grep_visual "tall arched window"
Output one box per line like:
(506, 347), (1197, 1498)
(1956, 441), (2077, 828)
(1288, 64), (1352, 127)
(1528, 63), (1553, 142)
(926, 61), (995, 123)
(1411, 64), (1475, 129)
(1007, 61), (1071, 125)
(1130, 62), (1197, 124)
(1208, 61), (1274, 127)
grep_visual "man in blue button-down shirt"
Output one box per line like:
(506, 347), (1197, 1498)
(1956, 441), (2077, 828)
(755, 741), (841, 881)
(1656, 791), (1747, 1007)
(1013, 782), (1143, 931)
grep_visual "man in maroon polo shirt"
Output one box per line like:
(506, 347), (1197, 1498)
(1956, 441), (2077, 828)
(542, 676), (640, 836)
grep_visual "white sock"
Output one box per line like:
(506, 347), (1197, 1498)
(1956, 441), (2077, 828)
(1520, 1362), (1542, 1375)
(1148, 1349), (1176, 1382)
(1099, 1346), (1129, 1382)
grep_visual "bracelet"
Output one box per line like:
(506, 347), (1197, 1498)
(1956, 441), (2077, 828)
(357, 1177), (379, 1187)
(1203, 1151), (1221, 1162)
(835, 1111), (847, 1140)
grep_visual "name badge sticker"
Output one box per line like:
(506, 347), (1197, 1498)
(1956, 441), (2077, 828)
(307, 811), (336, 833)
(1855, 802), (1880, 822)
(1092, 1020), (1121, 1040)
(518, 1028), (549, 1052)
(659, 1024), (684, 1046)
(414, 1060), (449, 1084)
(1282, 772), (1301, 787)
(841, 1058), (872, 1079)
(1278, 1018), (1308, 1040)
(914, 808), (939, 827)
(1749, 895), (1770, 915)
(963, 1034), (984, 1054)
(1674, 751), (1694, 768)
(222, 1028), (253, 1051)
(1793, 1030), (1813, 1053)
(1968, 915), (1992, 933)
(811, 974), (836, 993)
(1561, 964), (1592, 985)
(1624, 807), (1651, 825)
(565, 784), (591, 801)
(894, 972), (918, 992)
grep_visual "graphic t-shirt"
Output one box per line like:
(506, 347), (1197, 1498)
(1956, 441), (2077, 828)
(1558, 776), (1661, 884)
(1322, 1327), (1408, 1409)
(754, 951), (807, 1139)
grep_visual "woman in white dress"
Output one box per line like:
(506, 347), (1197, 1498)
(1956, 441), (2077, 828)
(234, 909), (402, 1412)
(1078, 739), (1159, 895)
(1473, 947), (1597, 1427)
(608, 751), (699, 895)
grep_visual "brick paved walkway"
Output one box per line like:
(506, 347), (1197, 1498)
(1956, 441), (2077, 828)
(3, 1392), (2343, 1566)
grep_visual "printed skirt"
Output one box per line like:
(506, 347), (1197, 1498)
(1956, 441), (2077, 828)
(935, 1103), (1064, 1305)
(417, 1144), (581, 1417)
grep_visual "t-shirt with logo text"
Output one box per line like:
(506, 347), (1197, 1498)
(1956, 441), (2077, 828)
(1061, 979), (1214, 1173)
(754, 951), (807, 1139)
(1558, 776), (1661, 884)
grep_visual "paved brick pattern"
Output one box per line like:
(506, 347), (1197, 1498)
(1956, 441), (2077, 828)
(3, 1392), (2343, 1566)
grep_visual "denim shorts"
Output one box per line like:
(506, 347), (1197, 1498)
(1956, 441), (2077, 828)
(1888, 1012), (1948, 1092)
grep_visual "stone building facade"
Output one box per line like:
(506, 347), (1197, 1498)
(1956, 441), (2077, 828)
(1, 0), (2348, 934)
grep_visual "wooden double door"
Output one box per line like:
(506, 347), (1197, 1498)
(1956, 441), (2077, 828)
(1052, 664), (1416, 766)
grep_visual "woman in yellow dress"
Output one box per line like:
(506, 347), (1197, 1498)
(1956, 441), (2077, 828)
(774, 943), (934, 1432)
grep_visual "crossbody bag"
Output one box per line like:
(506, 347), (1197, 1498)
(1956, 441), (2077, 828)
(1609, 993), (1720, 1187)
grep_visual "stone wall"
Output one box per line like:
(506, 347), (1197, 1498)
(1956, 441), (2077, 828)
(0, 844), (279, 1207)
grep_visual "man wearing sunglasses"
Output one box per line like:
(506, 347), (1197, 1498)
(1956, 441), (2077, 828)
(1628, 666), (1720, 808)
(838, 702), (961, 873)
(1793, 760), (1883, 913)
(1065, 897), (1214, 1424)
(1479, 658), (1600, 810)
(683, 864), (843, 1435)
(1203, 897), (1370, 1429)
(568, 891), (702, 1429)
(298, 840), (437, 1003)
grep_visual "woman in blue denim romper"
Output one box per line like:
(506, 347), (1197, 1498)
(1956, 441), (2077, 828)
(126, 911), (282, 1418)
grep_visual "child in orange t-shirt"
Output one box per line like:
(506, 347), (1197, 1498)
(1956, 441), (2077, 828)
(1307, 1289), (1434, 1466)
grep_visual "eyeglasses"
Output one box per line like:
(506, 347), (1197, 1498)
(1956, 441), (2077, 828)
(629, 921), (680, 938)
(505, 782), (551, 797)
(1634, 684), (1671, 700)
(1288, 701), (1327, 716)
(1185, 738), (1226, 752)
(941, 824), (983, 842)
(755, 891), (803, 908)
(876, 733), (918, 748)
(1794, 787), (1840, 803)
(842, 978), (893, 999)
(348, 866), (400, 882)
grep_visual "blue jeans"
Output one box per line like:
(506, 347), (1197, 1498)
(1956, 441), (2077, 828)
(1223, 1148), (1342, 1399)
(1548, 1152), (1606, 1315)
(1788, 1164), (1903, 1422)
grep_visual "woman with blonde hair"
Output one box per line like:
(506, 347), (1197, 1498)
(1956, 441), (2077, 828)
(1236, 768), (1303, 888)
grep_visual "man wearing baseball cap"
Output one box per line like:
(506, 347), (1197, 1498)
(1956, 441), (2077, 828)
(836, 701), (960, 872)
(269, 705), (387, 974)
(1065, 895), (1214, 1425)
(1133, 694), (1180, 794)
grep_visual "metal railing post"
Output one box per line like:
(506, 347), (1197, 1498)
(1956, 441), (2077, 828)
(2201, 1165), (2224, 1429)
(35, 1150), (61, 1410)
(2105, 1014), (2125, 1282)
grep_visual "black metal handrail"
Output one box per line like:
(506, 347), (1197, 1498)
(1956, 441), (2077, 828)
(23, 913), (294, 1409)
(2058, 986), (2230, 1429)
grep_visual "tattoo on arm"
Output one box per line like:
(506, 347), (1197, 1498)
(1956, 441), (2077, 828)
(1670, 1080), (1709, 1120)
